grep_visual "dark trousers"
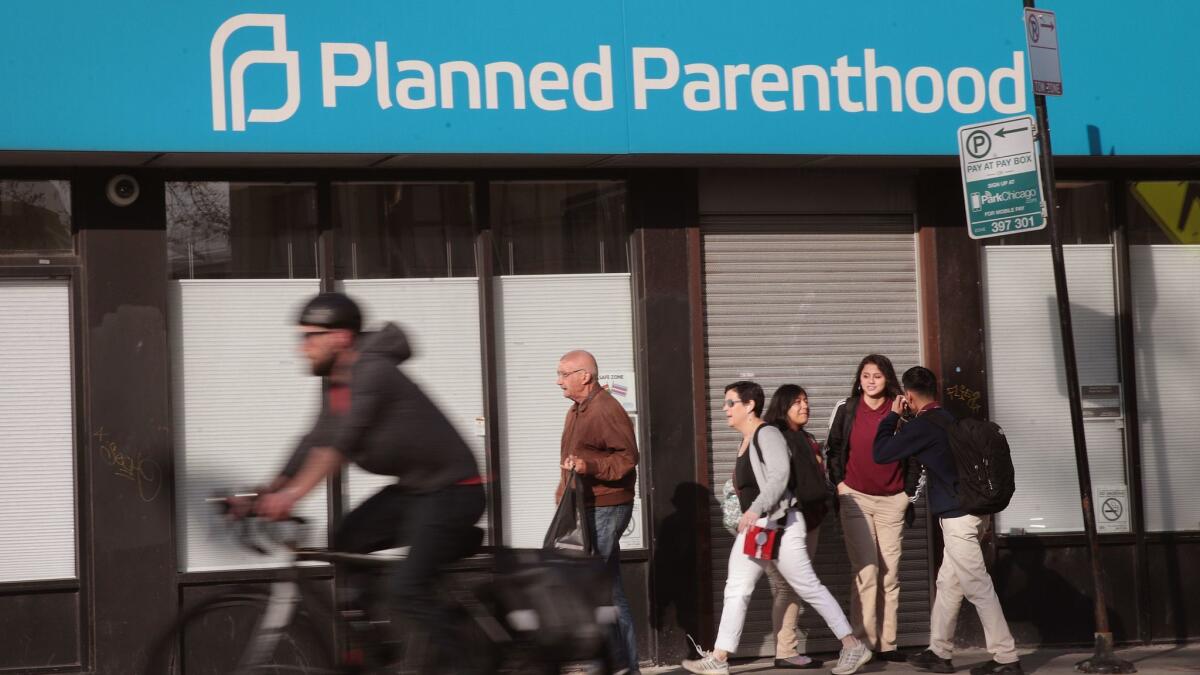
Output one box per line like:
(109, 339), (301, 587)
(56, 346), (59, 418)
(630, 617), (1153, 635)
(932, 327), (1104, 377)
(589, 502), (638, 672)
(334, 483), (486, 666)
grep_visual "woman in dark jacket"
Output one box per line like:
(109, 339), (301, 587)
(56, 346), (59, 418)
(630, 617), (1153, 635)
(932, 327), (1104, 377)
(825, 354), (916, 663)
(760, 384), (828, 669)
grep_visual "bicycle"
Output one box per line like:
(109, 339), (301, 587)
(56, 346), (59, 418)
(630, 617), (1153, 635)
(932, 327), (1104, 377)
(143, 495), (617, 674)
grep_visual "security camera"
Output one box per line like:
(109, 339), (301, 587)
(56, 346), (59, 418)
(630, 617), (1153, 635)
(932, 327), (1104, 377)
(106, 174), (140, 207)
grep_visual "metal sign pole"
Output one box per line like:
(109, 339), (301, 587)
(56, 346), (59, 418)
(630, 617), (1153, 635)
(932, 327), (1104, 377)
(1023, 1), (1133, 672)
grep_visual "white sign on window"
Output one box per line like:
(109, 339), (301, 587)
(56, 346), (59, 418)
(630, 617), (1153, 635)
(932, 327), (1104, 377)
(1081, 384), (1122, 420)
(598, 372), (637, 413)
(1095, 485), (1130, 534)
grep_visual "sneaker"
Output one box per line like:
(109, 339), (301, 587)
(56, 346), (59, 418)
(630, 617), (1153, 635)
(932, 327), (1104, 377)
(877, 649), (910, 662)
(908, 649), (956, 673)
(681, 654), (729, 675)
(774, 654), (823, 669)
(831, 640), (873, 675)
(969, 660), (1024, 675)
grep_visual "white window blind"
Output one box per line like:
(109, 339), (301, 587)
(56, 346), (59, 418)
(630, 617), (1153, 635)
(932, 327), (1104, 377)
(0, 280), (76, 582)
(496, 274), (642, 549)
(1131, 245), (1200, 532)
(983, 246), (1126, 534)
(337, 279), (488, 540)
(170, 279), (326, 571)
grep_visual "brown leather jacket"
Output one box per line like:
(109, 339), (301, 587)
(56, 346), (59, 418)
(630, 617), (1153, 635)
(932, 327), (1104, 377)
(555, 387), (639, 507)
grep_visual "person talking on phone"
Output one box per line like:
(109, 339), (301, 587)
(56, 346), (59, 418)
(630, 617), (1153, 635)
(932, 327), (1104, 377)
(875, 367), (1024, 675)
(825, 354), (920, 663)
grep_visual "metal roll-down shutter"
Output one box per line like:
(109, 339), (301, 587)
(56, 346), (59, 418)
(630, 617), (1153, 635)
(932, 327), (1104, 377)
(701, 215), (929, 656)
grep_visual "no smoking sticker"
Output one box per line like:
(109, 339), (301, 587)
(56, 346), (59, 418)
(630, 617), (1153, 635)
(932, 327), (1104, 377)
(1095, 485), (1130, 533)
(1101, 498), (1123, 521)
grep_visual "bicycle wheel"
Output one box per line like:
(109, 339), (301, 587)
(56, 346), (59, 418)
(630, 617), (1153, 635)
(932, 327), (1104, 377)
(143, 585), (338, 675)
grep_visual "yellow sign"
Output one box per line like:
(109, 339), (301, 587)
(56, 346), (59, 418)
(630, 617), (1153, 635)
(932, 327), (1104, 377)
(1130, 181), (1200, 244)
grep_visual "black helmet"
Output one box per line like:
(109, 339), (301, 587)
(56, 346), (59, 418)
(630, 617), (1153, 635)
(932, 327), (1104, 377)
(298, 292), (362, 333)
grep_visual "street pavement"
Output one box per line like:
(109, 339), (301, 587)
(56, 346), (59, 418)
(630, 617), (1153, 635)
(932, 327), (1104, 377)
(644, 643), (1200, 674)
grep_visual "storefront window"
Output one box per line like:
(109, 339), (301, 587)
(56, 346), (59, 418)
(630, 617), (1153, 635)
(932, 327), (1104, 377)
(983, 182), (1128, 534)
(1127, 181), (1200, 532)
(331, 182), (489, 540)
(491, 181), (643, 549)
(166, 182), (325, 571)
(491, 181), (628, 274)
(334, 182), (475, 279)
(0, 180), (72, 253)
(983, 180), (1112, 247)
(166, 182), (317, 279)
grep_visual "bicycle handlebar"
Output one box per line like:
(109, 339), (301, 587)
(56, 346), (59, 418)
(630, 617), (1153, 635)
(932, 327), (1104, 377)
(208, 491), (309, 555)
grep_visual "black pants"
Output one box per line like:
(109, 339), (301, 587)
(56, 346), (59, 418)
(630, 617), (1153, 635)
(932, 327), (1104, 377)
(334, 483), (486, 667)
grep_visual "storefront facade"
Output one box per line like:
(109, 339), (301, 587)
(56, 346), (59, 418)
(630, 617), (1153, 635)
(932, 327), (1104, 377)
(2, 2), (1199, 673)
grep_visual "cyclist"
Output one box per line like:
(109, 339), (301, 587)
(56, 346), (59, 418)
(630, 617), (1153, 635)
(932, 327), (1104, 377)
(257, 292), (485, 672)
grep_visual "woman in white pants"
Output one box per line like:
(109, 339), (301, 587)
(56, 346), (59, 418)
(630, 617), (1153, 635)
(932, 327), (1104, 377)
(682, 381), (872, 675)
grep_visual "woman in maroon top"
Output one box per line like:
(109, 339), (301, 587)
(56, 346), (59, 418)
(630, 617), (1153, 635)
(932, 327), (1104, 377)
(761, 384), (828, 669)
(824, 354), (912, 663)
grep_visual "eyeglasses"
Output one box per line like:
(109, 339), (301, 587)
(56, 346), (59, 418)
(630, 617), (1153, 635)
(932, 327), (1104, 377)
(722, 398), (744, 409)
(556, 368), (585, 379)
(299, 330), (331, 341)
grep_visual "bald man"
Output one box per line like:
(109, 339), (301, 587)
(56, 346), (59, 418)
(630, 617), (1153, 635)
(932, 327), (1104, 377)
(555, 349), (641, 674)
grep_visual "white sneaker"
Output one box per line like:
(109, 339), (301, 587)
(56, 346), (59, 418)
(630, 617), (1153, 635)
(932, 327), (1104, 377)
(831, 640), (873, 675)
(681, 653), (730, 675)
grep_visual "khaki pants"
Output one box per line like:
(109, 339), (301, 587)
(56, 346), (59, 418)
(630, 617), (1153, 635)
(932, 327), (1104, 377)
(930, 514), (1019, 664)
(766, 527), (820, 658)
(838, 483), (908, 652)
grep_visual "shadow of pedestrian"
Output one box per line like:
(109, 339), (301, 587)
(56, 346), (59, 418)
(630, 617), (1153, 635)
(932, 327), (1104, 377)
(652, 482), (711, 658)
(989, 537), (1127, 648)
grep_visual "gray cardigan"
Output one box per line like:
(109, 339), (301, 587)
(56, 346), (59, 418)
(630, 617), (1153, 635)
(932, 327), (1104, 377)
(747, 424), (795, 521)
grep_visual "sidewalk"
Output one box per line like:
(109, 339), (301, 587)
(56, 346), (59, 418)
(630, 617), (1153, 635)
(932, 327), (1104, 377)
(646, 643), (1200, 674)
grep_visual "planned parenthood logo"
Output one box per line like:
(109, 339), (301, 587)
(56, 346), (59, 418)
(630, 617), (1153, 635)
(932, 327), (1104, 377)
(207, 12), (1027, 133)
(210, 14), (300, 131)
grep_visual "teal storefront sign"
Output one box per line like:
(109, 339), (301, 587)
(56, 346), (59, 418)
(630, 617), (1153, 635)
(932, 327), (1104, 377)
(0, 1), (1197, 156)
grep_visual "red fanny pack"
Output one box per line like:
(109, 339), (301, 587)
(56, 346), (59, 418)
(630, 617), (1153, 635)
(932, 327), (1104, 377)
(743, 523), (782, 560)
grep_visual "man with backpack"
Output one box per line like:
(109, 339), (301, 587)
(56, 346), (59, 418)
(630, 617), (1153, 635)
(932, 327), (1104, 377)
(872, 366), (1024, 675)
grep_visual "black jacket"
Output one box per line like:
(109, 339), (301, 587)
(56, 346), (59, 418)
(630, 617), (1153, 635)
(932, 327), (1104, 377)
(825, 396), (921, 498)
(874, 409), (965, 518)
(286, 323), (480, 493)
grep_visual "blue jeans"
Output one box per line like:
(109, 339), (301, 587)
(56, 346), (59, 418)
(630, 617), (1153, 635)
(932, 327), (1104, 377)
(590, 502), (637, 672)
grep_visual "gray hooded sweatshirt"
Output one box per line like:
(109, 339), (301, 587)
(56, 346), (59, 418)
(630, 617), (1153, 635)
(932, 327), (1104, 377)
(748, 424), (796, 522)
(286, 322), (479, 493)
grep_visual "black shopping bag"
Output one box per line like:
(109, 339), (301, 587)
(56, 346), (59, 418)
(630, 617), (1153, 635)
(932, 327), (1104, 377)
(543, 470), (593, 555)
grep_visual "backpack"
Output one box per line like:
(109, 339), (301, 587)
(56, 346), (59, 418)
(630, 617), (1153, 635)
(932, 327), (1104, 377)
(926, 414), (1015, 515)
(753, 425), (828, 507)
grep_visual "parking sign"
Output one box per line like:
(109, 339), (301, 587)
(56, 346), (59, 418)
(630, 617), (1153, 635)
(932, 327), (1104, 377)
(1024, 8), (1063, 96)
(958, 115), (1047, 239)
